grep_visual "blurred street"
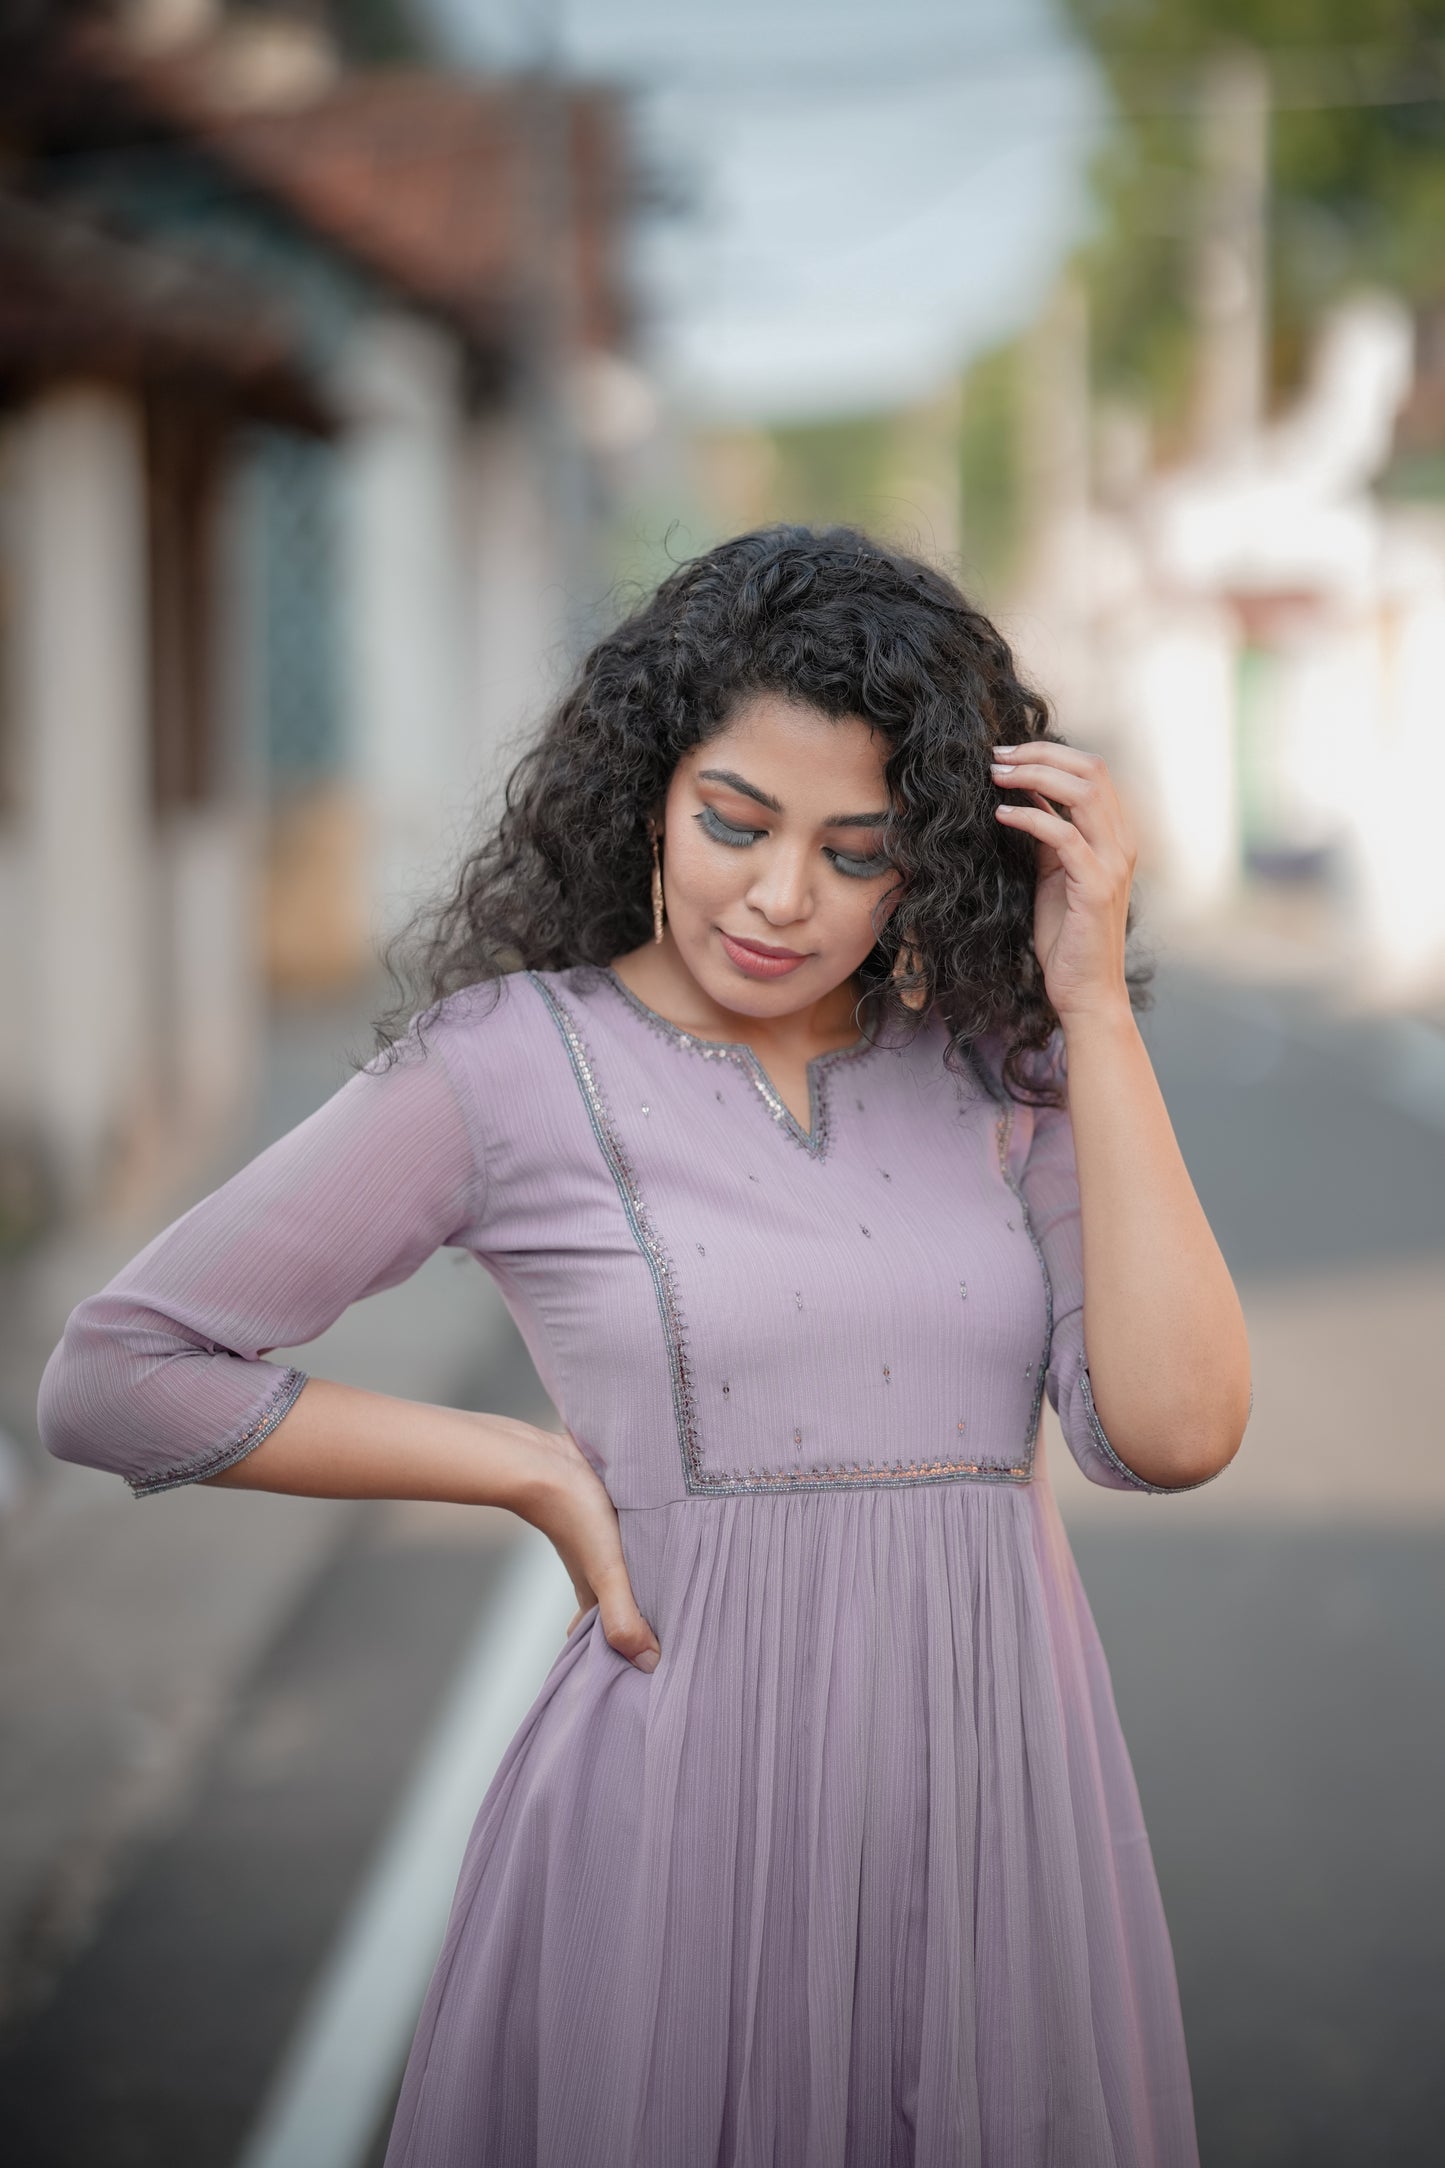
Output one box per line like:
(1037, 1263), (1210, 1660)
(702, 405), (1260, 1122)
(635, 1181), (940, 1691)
(1054, 951), (1445, 2168)
(0, 943), (1440, 2167)
(3, 5), (1444, 2164)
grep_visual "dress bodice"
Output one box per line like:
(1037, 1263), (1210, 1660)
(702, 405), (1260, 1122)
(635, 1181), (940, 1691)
(37, 959), (1170, 1505)
(513, 965), (1050, 1505)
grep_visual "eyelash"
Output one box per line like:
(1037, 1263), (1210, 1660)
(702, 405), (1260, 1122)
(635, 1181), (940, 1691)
(694, 804), (891, 880)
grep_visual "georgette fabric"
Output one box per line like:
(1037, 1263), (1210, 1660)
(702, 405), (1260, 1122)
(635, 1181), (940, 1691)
(38, 960), (1220, 2167)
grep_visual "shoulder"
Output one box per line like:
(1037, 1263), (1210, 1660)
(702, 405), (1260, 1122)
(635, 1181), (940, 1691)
(370, 967), (613, 1101)
(351, 974), (557, 1121)
(368, 970), (549, 1065)
(961, 1019), (1067, 1100)
(352, 972), (593, 1188)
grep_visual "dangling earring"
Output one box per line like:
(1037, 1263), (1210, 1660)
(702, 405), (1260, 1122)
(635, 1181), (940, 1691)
(891, 927), (928, 1011)
(650, 828), (665, 944)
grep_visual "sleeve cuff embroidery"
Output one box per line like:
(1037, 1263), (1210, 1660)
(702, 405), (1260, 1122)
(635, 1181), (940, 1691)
(1077, 1365), (1247, 1495)
(127, 1364), (310, 1499)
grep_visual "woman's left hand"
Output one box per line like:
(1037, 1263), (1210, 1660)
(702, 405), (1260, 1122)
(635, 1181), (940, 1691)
(990, 739), (1137, 1020)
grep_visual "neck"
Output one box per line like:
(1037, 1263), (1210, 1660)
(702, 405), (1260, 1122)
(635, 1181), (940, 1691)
(609, 939), (866, 1054)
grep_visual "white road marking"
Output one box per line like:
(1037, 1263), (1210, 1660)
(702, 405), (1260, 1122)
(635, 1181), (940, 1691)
(1375, 1015), (1445, 1131)
(236, 1526), (575, 2168)
(232, 965), (1445, 2168)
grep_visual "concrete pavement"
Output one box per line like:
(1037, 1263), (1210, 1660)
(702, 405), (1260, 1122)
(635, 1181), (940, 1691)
(0, 983), (527, 2031)
(1046, 951), (1445, 2166)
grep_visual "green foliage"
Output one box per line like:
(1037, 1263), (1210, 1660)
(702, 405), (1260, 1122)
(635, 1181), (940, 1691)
(328, 0), (432, 65)
(764, 411), (905, 530)
(1063, 0), (1445, 423)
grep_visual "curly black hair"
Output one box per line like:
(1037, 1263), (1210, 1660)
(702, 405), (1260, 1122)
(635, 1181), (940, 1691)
(363, 522), (1152, 1105)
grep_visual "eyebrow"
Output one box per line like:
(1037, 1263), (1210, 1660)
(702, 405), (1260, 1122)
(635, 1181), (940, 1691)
(696, 768), (890, 828)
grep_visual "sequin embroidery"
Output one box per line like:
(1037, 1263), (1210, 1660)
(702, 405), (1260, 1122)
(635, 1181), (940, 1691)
(993, 1092), (1052, 1458)
(129, 1364), (310, 1499)
(531, 970), (1035, 1493)
(600, 963), (877, 1158)
(955, 1048), (1055, 1469)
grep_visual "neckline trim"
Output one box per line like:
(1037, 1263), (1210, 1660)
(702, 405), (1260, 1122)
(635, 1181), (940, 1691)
(596, 962), (884, 1156)
(600, 962), (872, 1063)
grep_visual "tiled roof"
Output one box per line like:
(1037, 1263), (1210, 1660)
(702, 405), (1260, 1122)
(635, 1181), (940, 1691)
(13, 24), (637, 360)
(0, 189), (335, 430)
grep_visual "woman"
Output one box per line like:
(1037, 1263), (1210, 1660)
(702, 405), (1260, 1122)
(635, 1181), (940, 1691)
(38, 524), (1251, 2167)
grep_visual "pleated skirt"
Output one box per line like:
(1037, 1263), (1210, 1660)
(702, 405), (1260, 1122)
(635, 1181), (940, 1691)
(383, 1474), (1199, 2168)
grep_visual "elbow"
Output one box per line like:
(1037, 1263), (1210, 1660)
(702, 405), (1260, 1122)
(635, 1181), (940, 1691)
(36, 1313), (107, 1472)
(1127, 1394), (1253, 1491)
(1176, 1371), (1254, 1485)
(1087, 1428), (1234, 1493)
(36, 1296), (309, 1500)
(1143, 1428), (1241, 1490)
(36, 1295), (154, 1477)
(1075, 1363), (1252, 1493)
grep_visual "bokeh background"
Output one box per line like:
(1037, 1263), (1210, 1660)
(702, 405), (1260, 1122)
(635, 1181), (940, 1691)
(1, 3), (1443, 2163)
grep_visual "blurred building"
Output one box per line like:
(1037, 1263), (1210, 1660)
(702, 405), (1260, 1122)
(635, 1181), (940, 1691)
(0, 1), (647, 1232)
(1016, 283), (1445, 1006)
(1006, 57), (1445, 1008)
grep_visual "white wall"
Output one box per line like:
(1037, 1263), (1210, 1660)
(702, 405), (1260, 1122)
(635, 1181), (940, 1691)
(463, 410), (565, 832)
(340, 312), (475, 944)
(156, 802), (267, 1138)
(9, 387), (153, 1213)
(1345, 548), (1445, 998)
(0, 386), (270, 1223)
(155, 433), (267, 1133)
(0, 417), (32, 1119)
(339, 311), (582, 960)
(1115, 598), (1242, 919)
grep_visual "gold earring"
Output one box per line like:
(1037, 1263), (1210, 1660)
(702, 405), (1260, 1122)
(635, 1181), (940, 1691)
(650, 829), (665, 943)
(891, 929), (928, 1011)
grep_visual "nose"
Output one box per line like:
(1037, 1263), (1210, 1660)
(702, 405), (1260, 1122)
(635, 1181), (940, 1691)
(745, 844), (814, 928)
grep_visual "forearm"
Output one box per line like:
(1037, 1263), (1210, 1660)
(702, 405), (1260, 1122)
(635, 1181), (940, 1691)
(202, 1373), (552, 1512)
(1061, 1000), (1251, 1486)
(206, 1380), (660, 1669)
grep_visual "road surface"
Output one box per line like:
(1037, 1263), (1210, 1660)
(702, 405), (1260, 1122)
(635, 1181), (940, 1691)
(1, 960), (1441, 2167)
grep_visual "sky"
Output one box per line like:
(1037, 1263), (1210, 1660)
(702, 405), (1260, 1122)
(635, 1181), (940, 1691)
(418, 0), (1108, 421)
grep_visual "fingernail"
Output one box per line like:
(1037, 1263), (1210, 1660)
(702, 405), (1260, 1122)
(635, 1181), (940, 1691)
(995, 744), (1018, 755)
(634, 1649), (659, 1673)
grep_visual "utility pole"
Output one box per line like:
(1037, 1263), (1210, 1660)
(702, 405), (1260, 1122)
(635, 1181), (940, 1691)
(520, 0), (596, 656)
(1020, 273), (1091, 554)
(1191, 45), (1271, 461)
(1014, 272), (1094, 729)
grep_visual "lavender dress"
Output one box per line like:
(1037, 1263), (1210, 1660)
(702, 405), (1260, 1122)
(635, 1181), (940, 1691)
(38, 961), (1218, 2167)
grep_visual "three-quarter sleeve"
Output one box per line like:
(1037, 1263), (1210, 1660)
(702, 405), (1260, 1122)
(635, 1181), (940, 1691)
(36, 1004), (488, 1499)
(1007, 1030), (1238, 1494)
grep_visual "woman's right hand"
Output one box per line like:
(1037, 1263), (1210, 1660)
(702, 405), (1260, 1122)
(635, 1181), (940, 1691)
(509, 1423), (661, 1672)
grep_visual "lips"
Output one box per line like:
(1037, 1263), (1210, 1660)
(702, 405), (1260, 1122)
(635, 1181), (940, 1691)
(722, 935), (807, 959)
(718, 929), (810, 978)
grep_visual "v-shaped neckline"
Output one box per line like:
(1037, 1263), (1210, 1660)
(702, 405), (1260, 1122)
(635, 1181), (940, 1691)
(598, 963), (880, 1155)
